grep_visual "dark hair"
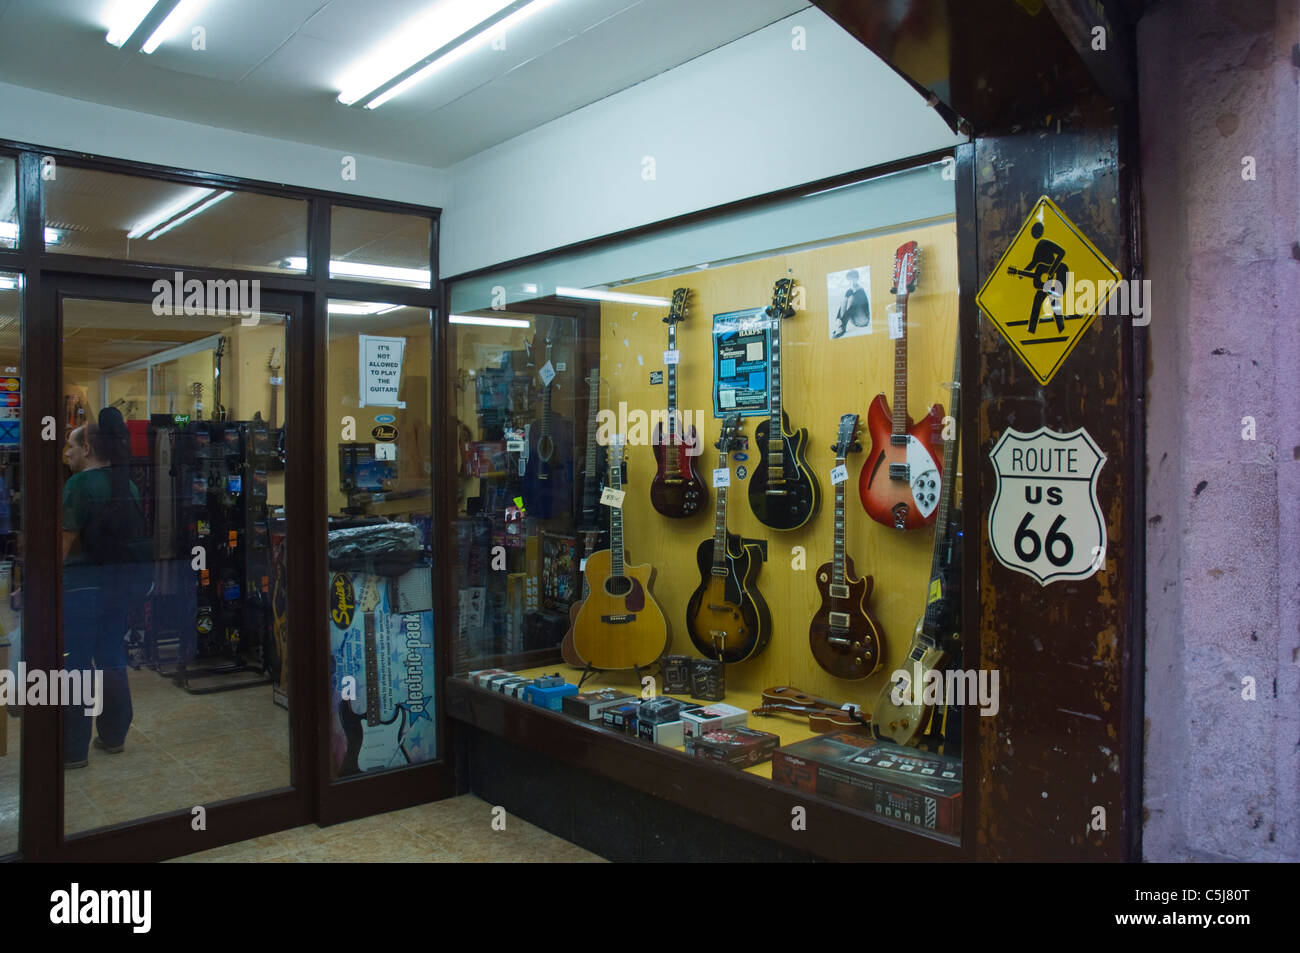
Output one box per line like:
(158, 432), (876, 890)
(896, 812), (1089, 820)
(81, 408), (145, 563)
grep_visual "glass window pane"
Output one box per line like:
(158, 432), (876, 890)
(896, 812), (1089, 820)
(0, 157), (16, 249)
(44, 166), (307, 274)
(0, 270), (19, 856)
(330, 206), (431, 289)
(326, 300), (436, 778)
(60, 299), (292, 836)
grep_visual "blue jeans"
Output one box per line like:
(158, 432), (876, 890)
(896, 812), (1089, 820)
(63, 562), (142, 762)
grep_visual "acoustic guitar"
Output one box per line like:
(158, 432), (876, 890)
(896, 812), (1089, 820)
(872, 338), (961, 746)
(858, 241), (944, 531)
(809, 413), (885, 680)
(686, 415), (771, 663)
(650, 288), (707, 518)
(571, 439), (670, 671)
(748, 278), (820, 531)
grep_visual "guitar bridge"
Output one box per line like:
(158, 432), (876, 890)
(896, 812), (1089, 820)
(600, 614), (636, 624)
(828, 611), (851, 628)
(828, 584), (850, 599)
(889, 462), (911, 482)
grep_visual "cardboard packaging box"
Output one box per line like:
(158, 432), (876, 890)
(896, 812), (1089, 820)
(637, 718), (684, 748)
(681, 703), (748, 739)
(771, 733), (962, 836)
(562, 689), (636, 721)
(526, 681), (578, 711)
(687, 727), (781, 767)
(602, 702), (641, 735)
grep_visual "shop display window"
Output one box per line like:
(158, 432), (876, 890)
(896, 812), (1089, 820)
(446, 159), (965, 843)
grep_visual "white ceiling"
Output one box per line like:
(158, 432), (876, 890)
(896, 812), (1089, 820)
(0, 0), (810, 168)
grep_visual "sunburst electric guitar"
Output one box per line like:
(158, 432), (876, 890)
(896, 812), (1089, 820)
(809, 413), (885, 680)
(571, 438), (670, 671)
(650, 288), (707, 518)
(858, 241), (944, 531)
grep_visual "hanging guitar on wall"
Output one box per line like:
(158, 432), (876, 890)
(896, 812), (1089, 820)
(858, 241), (944, 531)
(521, 318), (572, 520)
(650, 288), (706, 518)
(212, 336), (228, 422)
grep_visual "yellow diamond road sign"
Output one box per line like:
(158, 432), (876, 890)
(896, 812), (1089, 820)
(976, 196), (1122, 385)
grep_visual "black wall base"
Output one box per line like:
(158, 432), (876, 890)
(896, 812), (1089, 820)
(460, 726), (819, 863)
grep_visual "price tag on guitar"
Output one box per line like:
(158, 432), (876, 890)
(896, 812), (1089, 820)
(712, 467), (731, 488)
(829, 463), (849, 485)
(600, 487), (626, 508)
(538, 361), (556, 386)
(888, 308), (904, 340)
(988, 426), (1107, 585)
(663, 349), (680, 365)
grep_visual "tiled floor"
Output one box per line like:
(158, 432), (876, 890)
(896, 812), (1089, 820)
(171, 795), (606, 863)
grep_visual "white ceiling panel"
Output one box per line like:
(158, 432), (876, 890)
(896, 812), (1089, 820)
(144, 0), (331, 83)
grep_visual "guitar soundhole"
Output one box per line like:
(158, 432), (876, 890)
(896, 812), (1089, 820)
(605, 577), (633, 597)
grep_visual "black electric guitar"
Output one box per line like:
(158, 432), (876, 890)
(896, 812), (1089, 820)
(650, 288), (706, 518)
(872, 340), (962, 746)
(748, 278), (820, 530)
(521, 319), (572, 520)
(212, 336), (228, 422)
(686, 415), (771, 663)
(578, 367), (607, 536)
(338, 581), (410, 774)
(809, 414), (885, 680)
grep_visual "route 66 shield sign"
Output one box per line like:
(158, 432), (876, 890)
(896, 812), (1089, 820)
(989, 427), (1107, 585)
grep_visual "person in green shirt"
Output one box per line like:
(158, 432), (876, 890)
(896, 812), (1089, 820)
(62, 409), (147, 768)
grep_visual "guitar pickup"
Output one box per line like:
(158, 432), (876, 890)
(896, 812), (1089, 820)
(828, 611), (851, 628)
(828, 584), (850, 599)
(600, 614), (636, 624)
(889, 462), (911, 482)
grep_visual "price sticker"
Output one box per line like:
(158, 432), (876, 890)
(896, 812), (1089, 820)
(269, 376), (283, 386)
(663, 349), (680, 365)
(712, 468), (731, 488)
(719, 389), (736, 409)
(506, 439), (525, 452)
(830, 464), (849, 485)
(555, 362), (566, 372)
(888, 309), (904, 340)
(539, 361), (556, 386)
(579, 558), (587, 571)
(600, 487), (626, 508)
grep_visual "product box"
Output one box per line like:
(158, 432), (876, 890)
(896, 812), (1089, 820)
(689, 658), (726, 701)
(468, 668), (510, 688)
(602, 702), (641, 735)
(771, 733), (962, 837)
(510, 679), (534, 699)
(488, 673), (517, 693)
(497, 676), (528, 696)
(526, 681), (578, 711)
(660, 655), (692, 695)
(638, 695), (685, 725)
(681, 703), (748, 739)
(637, 718), (684, 748)
(562, 689), (636, 721)
(687, 727), (781, 767)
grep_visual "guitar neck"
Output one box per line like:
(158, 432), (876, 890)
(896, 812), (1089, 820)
(609, 458), (625, 577)
(584, 373), (599, 474)
(540, 386), (552, 437)
(892, 294), (908, 440)
(711, 449), (729, 576)
(769, 314), (782, 432)
(665, 323), (680, 473)
(921, 340), (962, 645)
(832, 457), (846, 584)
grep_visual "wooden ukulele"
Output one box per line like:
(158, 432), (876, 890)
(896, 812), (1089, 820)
(650, 288), (706, 518)
(809, 413), (885, 680)
(858, 241), (943, 531)
(212, 336), (228, 421)
(571, 439), (670, 671)
(752, 686), (871, 734)
(748, 278), (820, 530)
(872, 339), (961, 746)
(686, 415), (771, 663)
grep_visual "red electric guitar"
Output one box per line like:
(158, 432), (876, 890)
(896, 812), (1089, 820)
(858, 241), (944, 531)
(650, 288), (706, 518)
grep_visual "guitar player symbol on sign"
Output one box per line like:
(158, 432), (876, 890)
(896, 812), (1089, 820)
(1007, 222), (1076, 336)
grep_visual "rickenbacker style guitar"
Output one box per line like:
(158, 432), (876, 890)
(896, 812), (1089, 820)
(872, 339), (961, 747)
(858, 241), (944, 531)
(809, 414), (886, 680)
(522, 319), (573, 520)
(651, 288), (707, 518)
(571, 439), (670, 671)
(748, 278), (820, 530)
(686, 415), (772, 663)
(338, 580), (410, 774)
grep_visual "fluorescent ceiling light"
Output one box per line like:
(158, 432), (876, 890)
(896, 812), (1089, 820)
(338, 0), (561, 110)
(450, 314), (531, 328)
(0, 223), (61, 244)
(328, 302), (394, 316)
(105, 0), (163, 48)
(141, 0), (207, 54)
(284, 257), (431, 286)
(556, 286), (670, 307)
(0, 277), (18, 290)
(127, 187), (217, 240)
(146, 190), (232, 240)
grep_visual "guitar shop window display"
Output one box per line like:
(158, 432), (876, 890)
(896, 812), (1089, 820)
(61, 409), (151, 769)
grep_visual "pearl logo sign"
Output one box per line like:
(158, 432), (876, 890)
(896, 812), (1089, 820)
(988, 426), (1107, 585)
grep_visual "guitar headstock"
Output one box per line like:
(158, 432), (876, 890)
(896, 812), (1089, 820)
(890, 241), (921, 296)
(215, 336), (227, 359)
(715, 413), (742, 454)
(663, 287), (690, 325)
(766, 278), (797, 322)
(832, 413), (861, 460)
(607, 433), (625, 467)
(268, 346), (282, 373)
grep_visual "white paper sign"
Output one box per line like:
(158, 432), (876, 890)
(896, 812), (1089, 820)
(719, 389), (736, 408)
(830, 464), (849, 485)
(375, 442), (396, 461)
(600, 487), (626, 508)
(539, 361), (556, 386)
(358, 334), (407, 408)
(712, 467), (731, 488)
(888, 309), (904, 340)
(746, 341), (764, 361)
(663, 349), (680, 365)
